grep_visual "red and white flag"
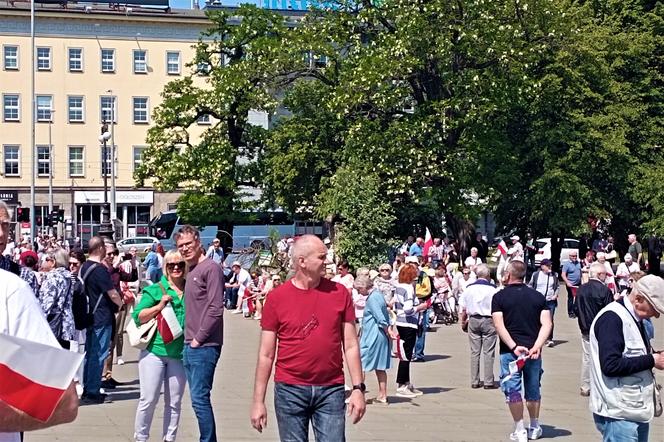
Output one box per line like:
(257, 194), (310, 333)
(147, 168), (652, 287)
(423, 227), (433, 260)
(0, 333), (83, 422)
(500, 353), (528, 385)
(394, 335), (410, 361)
(157, 303), (183, 344)
(497, 239), (508, 256)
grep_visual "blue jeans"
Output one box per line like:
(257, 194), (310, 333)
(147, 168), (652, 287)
(546, 300), (557, 341)
(593, 414), (649, 441)
(499, 352), (543, 402)
(274, 383), (346, 442)
(413, 308), (431, 360)
(183, 344), (221, 442)
(83, 324), (112, 396)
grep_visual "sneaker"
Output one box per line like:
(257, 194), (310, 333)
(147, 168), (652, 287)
(80, 393), (108, 405)
(100, 379), (116, 390)
(407, 383), (424, 396)
(395, 385), (417, 398)
(117, 358), (125, 365)
(231, 309), (243, 315)
(509, 429), (528, 442)
(528, 426), (543, 440)
(254, 314), (262, 320)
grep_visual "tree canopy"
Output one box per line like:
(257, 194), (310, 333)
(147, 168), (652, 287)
(137, 0), (664, 266)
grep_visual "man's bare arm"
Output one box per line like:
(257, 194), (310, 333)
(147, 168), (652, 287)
(342, 321), (366, 424)
(107, 289), (123, 308)
(250, 331), (277, 433)
(0, 382), (78, 432)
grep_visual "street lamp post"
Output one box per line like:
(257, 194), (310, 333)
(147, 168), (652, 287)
(98, 122), (114, 239)
(48, 109), (54, 236)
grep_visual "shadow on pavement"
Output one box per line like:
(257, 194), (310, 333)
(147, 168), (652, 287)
(540, 424), (572, 438)
(108, 390), (140, 401)
(422, 354), (450, 361)
(418, 386), (454, 395)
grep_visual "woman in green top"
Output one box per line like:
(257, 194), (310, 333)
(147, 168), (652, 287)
(133, 250), (187, 442)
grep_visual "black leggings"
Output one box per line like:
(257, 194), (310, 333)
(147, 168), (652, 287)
(396, 326), (417, 385)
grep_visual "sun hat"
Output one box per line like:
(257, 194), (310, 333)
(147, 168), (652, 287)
(634, 275), (664, 315)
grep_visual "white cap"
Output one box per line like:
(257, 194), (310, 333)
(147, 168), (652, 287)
(510, 235), (520, 241)
(405, 256), (419, 264)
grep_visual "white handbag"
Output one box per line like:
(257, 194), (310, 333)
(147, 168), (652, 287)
(126, 318), (157, 350)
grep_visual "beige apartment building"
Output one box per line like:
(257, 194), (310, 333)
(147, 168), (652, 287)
(0, 3), (220, 241)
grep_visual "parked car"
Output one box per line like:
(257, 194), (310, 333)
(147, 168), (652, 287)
(534, 238), (580, 266)
(117, 236), (159, 254)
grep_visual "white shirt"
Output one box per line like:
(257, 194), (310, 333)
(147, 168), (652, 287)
(464, 256), (482, 268)
(452, 272), (477, 297)
(0, 269), (59, 442)
(332, 273), (354, 293)
(458, 280), (497, 316)
(616, 262), (640, 280)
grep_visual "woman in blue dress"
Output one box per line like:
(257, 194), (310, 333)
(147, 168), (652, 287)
(356, 274), (397, 404)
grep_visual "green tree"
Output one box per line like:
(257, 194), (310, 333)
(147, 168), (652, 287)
(134, 5), (292, 220)
(316, 164), (395, 268)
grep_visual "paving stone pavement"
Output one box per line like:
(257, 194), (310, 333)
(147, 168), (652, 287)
(31, 289), (664, 442)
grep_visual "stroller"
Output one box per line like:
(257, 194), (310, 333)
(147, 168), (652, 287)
(432, 290), (458, 325)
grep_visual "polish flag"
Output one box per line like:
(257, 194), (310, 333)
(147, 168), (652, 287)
(497, 239), (508, 256)
(0, 333), (83, 422)
(423, 227), (433, 260)
(394, 335), (410, 361)
(157, 303), (183, 344)
(500, 353), (528, 385)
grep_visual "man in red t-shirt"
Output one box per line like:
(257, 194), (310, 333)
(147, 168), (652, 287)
(251, 235), (366, 441)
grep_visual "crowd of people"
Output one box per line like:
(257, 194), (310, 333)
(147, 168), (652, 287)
(1, 199), (663, 442)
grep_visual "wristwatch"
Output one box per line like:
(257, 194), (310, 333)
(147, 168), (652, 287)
(352, 383), (366, 393)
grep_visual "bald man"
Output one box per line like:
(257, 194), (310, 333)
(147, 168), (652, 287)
(251, 235), (366, 441)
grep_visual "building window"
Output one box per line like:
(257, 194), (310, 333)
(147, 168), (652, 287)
(100, 146), (112, 177)
(3, 145), (20, 177)
(3, 46), (18, 70)
(68, 96), (84, 123)
(133, 97), (149, 124)
(36, 95), (53, 122)
(101, 48), (115, 72)
(3, 94), (20, 122)
(133, 50), (147, 74)
(68, 48), (83, 72)
(166, 51), (180, 75)
(37, 47), (51, 70)
(68, 146), (84, 177)
(100, 96), (116, 122)
(133, 146), (146, 171)
(197, 114), (211, 125)
(37, 146), (50, 176)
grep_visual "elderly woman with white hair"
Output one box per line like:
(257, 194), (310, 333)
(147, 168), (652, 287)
(595, 252), (616, 294)
(38, 248), (75, 348)
(356, 274), (396, 404)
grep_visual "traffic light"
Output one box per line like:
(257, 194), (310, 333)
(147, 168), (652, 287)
(57, 209), (65, 223)
(16, 207), (29, 222)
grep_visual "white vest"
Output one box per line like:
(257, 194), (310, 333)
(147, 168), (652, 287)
(589, 301), (654, 423)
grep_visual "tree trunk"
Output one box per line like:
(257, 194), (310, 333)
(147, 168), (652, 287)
(445, 212), (476, 261)
(550, 231), (564, 272)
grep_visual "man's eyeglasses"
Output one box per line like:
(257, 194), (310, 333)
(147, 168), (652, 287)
(463, 272), (470, 276)
(106, 252), (118, 257)
(166, 261), (186, 271)
(177, 240), (196, 250)
(69, 261), (80, 267)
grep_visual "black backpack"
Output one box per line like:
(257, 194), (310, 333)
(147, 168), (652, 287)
(72, 263), (101, 330)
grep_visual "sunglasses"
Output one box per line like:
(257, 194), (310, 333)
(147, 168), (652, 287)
(166, 261), (186, 271)
(106, 251), (118, 257)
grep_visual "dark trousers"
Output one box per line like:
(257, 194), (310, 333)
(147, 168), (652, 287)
(396, 326), (417, 385)
(224, 287), (239, 309)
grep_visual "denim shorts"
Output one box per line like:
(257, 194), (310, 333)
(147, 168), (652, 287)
(499, 352), (543, 402)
